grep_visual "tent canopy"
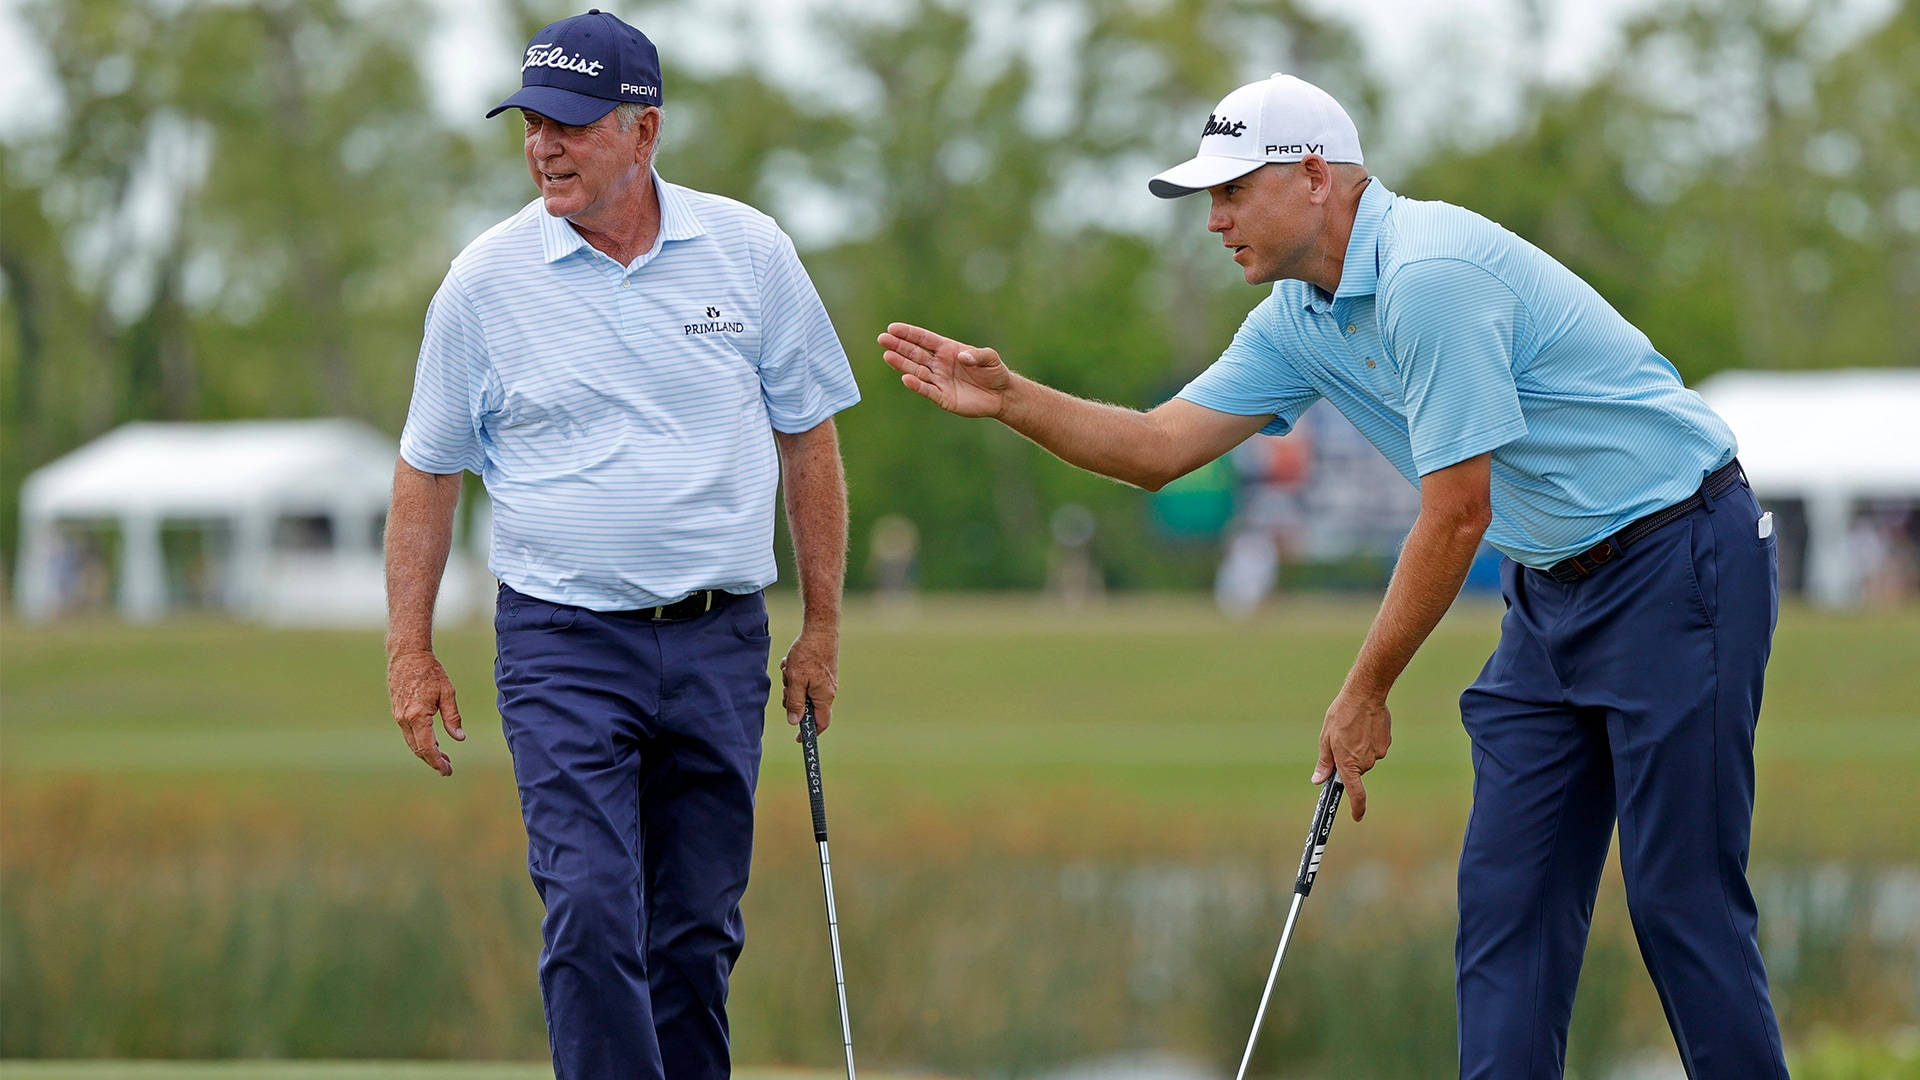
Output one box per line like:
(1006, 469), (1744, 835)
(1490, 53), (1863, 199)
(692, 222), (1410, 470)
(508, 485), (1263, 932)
(1696, 369), (1920, 607)
(13, 419), (444, 623)
(1696, 369), (1920, 499)
(20, 419), (399, 521)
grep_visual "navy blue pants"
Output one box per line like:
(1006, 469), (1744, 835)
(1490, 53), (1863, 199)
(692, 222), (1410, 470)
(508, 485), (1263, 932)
(1456, 476), (1787, 1079)
(495, 585), (772, 1080)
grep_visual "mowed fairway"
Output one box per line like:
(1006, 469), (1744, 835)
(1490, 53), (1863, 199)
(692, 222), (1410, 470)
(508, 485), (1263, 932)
(4, 596), (1916, 852)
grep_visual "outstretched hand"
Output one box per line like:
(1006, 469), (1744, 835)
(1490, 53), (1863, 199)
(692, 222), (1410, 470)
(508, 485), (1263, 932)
(878, 322), (1013, 418)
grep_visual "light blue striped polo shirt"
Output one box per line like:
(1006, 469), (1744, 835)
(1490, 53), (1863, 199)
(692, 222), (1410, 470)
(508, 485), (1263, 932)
(400, 171), (860, 609)
(1178, 178), (1735, 568)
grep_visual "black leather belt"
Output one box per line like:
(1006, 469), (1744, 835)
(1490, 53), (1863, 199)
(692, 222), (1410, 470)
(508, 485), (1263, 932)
(1544, 459), (1746, 584)
(614, 589), (736, 621)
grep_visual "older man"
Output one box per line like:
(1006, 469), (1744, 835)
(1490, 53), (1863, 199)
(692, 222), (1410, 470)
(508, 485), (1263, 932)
(384, 10), (859, 1077)
(880, 74), (1786, 1079)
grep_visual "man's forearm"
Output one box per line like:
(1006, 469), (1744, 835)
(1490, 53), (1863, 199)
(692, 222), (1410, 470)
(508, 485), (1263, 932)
(996, 375), (1188, 490)
(385, 458), (463, 659)
(776, 422), (848, 632)
(1344, 503), (1487, 700)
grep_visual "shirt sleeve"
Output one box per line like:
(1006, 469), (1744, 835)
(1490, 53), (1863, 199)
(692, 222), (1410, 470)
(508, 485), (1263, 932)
(1378, 258), (1530, 475)
(756, 230), (860, 433)
(399, 273), (488, 475)
(1175, 298), (1322, 436)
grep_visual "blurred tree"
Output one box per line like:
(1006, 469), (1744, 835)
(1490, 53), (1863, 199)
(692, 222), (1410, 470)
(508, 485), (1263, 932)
(1407, 0), (1919, 382)
(4, 0), (1910, 594)
(649, 0), (1378, 590)
(0, 0), (489, 573)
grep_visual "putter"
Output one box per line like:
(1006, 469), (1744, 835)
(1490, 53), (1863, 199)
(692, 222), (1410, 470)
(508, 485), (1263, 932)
(1232, 777), (1346, 1080)
(800, 698), (857, 1080)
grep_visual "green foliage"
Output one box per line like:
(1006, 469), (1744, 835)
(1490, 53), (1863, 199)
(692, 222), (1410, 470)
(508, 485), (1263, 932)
(1405, 0), (1920, 383)
(651, 0), (1379, 590)
(2, 0), (1914, 593)
(3, 601), (1919, 1070)
(0, 0), (490, 571)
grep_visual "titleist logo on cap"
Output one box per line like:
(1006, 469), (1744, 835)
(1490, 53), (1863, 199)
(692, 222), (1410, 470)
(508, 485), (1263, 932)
(1203, 115), (1248, 138)
(523, 42), (604, 76)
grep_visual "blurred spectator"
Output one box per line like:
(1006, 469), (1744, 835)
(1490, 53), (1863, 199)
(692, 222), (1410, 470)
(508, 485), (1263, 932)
(1048, 503), (1102, 607)
(1215, 421), (1313, 617)
(1851, 506), (1920, 606)
(867, 513), (921, 605)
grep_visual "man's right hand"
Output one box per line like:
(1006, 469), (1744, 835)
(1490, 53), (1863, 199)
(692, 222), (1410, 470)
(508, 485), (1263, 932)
(388, 650), (464, 777)
(878, 322), (1013, 418)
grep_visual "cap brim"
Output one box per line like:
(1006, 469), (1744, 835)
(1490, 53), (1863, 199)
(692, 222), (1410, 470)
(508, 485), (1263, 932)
(487, 85), (618, 126)
(1147, 155), (1266, 199)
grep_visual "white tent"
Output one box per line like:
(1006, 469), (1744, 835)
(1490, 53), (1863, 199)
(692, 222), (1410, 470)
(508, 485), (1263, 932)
(15, 419), (486, 625)
(1696, 369), (1920, 607)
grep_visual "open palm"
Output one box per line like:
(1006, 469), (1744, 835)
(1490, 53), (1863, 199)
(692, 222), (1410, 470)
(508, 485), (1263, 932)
(878, 322), (1012, 418)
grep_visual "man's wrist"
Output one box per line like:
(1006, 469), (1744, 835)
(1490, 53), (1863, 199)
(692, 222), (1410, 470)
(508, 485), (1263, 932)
(1339, 670), (1392, 703)
(386, 637), (434, 664)
(797, 618), (841, 643)
(994, 372), (1030, 424)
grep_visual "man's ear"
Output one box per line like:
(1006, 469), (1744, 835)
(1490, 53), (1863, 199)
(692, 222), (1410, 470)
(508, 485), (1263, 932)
(634, 109), (662, 166)
(1301, 154), (1333, 205)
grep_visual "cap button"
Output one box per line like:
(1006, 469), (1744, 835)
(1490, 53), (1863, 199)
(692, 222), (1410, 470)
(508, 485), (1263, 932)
(588, 7), (600, 12)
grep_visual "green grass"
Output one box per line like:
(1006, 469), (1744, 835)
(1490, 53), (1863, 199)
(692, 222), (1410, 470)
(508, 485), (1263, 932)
(3, 597), (1917, 1075)
(5, 596), (1917, 854)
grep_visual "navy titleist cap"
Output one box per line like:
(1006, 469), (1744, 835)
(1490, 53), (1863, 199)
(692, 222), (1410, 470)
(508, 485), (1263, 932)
(487, 9), (663, 126)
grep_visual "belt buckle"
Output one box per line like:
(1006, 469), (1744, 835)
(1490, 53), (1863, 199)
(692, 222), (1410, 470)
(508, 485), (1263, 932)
(1589, 541), (1615, 566)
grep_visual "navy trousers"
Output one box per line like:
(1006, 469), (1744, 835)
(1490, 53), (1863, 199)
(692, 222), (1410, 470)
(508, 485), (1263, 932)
(1456, 476), (1787, 1079)
(495, 585), (772, 1080)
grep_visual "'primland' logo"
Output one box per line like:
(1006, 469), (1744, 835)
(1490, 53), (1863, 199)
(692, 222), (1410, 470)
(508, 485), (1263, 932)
(686, 306), (745, 335)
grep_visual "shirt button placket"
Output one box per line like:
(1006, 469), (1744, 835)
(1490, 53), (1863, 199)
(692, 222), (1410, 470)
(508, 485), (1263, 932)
(619, 270), (643, 342)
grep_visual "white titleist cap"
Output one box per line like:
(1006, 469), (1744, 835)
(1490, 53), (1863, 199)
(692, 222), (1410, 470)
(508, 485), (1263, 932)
(1148, 73), (1364, 199)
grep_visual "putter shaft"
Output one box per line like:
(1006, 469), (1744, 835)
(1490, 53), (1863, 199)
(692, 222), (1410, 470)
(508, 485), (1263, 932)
(1234, 894), (1305, 1080)
(801, 701), (857, 1080)
(1232, 779), (1344, 1080)
(817, 839), (856, 1080)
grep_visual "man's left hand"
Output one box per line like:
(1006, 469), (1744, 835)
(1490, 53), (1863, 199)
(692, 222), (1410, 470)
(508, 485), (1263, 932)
(780, 630), (840, 738)
(1313, 689), (1393, 821)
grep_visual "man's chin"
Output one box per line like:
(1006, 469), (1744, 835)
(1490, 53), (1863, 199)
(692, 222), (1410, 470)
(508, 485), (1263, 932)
(539, 190), (582, 218)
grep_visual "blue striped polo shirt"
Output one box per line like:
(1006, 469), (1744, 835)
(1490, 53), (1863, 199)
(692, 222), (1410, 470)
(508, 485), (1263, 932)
(1178, 178), (1735, 568)
(400, 172), (860, 609)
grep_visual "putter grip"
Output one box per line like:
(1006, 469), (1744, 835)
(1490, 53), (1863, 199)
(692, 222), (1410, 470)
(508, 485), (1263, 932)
(1292, 778), (1344, 897)
(800, 700), (828, 842)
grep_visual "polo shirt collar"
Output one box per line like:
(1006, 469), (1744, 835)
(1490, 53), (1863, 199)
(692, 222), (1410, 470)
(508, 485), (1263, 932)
(538, 169), (708, 264)
(1301, 176), (1392, 311)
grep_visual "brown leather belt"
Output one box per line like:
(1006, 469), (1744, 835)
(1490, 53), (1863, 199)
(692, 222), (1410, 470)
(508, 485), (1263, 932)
(1544, 459), (1745, 584)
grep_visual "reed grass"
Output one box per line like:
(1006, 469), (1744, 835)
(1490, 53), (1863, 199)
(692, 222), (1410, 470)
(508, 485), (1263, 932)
(3, 599), (1916, 1076)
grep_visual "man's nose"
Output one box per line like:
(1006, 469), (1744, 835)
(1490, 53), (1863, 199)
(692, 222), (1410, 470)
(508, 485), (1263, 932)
(1207, 206), (1230, 233)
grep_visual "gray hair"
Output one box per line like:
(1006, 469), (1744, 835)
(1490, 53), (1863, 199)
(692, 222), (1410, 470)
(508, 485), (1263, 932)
(614, 102), (658, 132)
(615, 103), (661, 168)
